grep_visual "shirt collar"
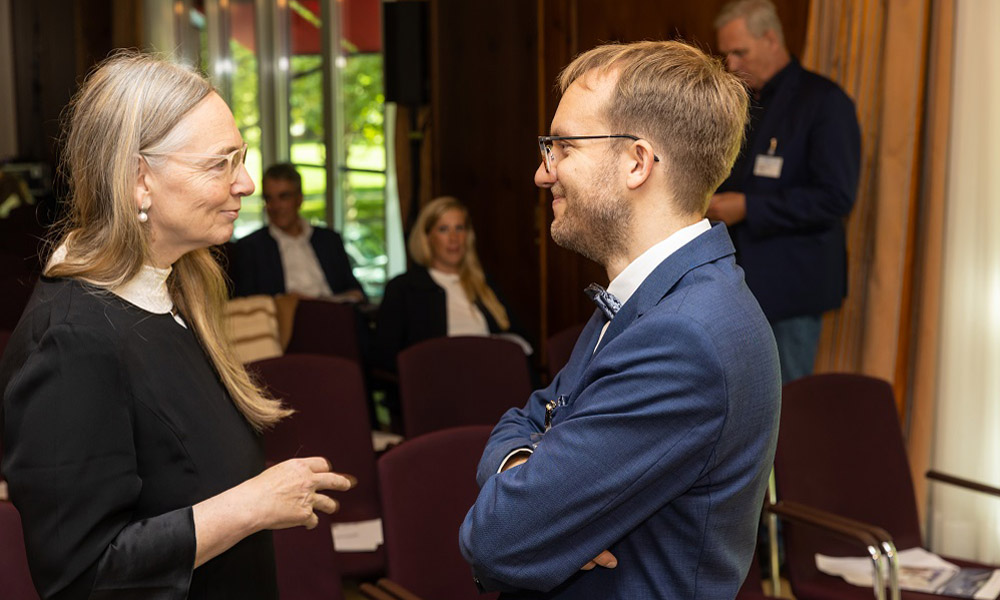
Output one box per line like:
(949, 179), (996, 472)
(112, 263), (174, 314)
(269, 218), (312, 242)
(606, 219), (711, 305)
(48, 241), (174, 314)
(759, 56), (799, 101)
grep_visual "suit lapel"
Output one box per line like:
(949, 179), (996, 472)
(594, 223), (737, 354)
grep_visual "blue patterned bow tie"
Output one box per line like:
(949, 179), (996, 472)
(584, 283), (622, 321)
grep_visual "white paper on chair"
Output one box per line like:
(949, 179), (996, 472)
(331, 518), (384, 552)
(816, 547), (1000, 599)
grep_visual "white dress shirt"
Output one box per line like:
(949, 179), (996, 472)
(269, 219), (333, 298)
(428, 268), (490, 336)
(595, 219), (711, 348)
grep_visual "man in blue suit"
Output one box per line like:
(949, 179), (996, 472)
(711, 0), (861, 382)
(459, 41), (781, 598)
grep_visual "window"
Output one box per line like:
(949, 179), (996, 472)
(165, 0), (393, 298)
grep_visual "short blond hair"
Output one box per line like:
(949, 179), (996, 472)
(558, 40), (749, 215)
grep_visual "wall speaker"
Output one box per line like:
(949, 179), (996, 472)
(382, 1), (429, 106)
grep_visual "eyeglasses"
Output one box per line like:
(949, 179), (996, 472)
(142, 142), (249, 181)
(537, 134), (660, 173)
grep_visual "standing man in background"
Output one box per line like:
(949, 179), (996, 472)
(234, 163), (366, 302)
(712, 0), (861, 382)
(460, 40), (780, 599)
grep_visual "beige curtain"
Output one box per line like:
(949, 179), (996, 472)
(802, 0), (955, 524)
(928, 0), (1000, 563)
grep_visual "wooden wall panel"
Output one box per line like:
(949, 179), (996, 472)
(430, 0), (542, 346)
(428, 0), (810, 354)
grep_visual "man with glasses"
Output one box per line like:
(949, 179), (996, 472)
(233, 163), (365, 302)
(460, 40), (781, 599)
(712, 0), (861, 383)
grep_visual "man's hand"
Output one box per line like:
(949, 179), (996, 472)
(707, 192), (747, 226)
(581, 550), (618, 571)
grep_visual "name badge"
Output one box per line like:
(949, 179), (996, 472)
(753, 154), (783, 178)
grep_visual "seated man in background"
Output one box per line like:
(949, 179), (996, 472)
(233, 163), (366, 302)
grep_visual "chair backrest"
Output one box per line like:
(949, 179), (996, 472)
(285, 300), (361, 363)
(273, 512), (344, 600)
(775, 373), (923, 588)
(252, 354), (383, 578)
(0, 501), (40, 600)
(546, 322), (586, 379)
(378, 425), (498, 600)
(397, 336), (532, 438)
(0, 275), (35, 332)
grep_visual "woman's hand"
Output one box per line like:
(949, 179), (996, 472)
(245, 457), (355, 531)
(192, 456), (354, 567)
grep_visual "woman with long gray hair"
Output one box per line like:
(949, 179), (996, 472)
(0, 51), (351, 599)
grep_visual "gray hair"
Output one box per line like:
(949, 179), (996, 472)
(53, 49), (213, 284)
(715, 0), (786, 46)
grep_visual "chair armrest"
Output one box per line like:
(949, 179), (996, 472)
(359, 579), (426, 600)
(926, 470), (1000, 498)
(774, 501), (901, 600)
(767, 501), (892, 600)
(359, 582), (400, 600)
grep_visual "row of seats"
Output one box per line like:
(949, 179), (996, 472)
(242, 296), (546, 438)
(7, 295), (998, 598)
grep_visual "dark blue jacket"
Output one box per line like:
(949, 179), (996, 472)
(717, 58), (861, 321)
(232, 226), (363, 298)
(460, 224), (781, 598)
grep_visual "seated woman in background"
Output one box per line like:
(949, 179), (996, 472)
(374, 196), (530, 371)
(0, 51), (351, 599)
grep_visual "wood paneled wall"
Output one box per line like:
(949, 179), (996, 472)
(428, 0), (809, 358)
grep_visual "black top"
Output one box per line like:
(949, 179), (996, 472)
(0, 278), (277, 600)
(373, 266), (508, 372)
(716, 58), (861, 320)
(232, 226), (364, 299)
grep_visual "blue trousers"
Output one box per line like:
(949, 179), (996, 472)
(770, 314), (822, 384)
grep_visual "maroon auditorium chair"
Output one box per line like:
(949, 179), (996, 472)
(545, 322), (586, 380)
(252, 354), (384, 579)
(0, 275), (35, 332)
(285, 299), (362, 363)
(273, 511), (344, 600)
(362, 426), (497, 600)
(774, 373), (1000, 600)
(0, 501), (40, 600)
(396, 336), (531, 438)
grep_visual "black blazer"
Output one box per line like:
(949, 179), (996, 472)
(716, 58), (861, 321)
(1, 278), (276, 599)
(232, 226), (364, 298)
(373, 266), (508, 372)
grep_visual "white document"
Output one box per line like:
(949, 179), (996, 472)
(817, 547), (1000, 599)
(371, 430), (404, 452)
(331, 518), (384, 552)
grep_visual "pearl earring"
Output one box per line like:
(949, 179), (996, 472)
(138, 199), (151, 223)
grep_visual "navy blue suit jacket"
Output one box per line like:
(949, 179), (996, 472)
(232, 226), (363, 298)
(459, 224), (781, 599)
(717, 59), (861, 321)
